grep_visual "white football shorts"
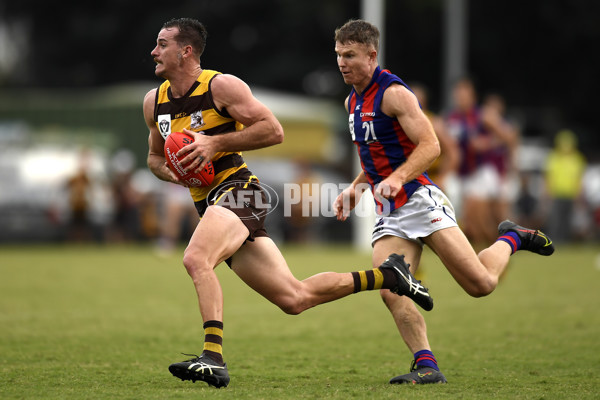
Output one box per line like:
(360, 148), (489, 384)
(371, 185), (458, 247)
(462, 164), (501, 200)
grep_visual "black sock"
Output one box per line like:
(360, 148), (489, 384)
(202, 320), (224, 365)
(351, 267), (397, 293)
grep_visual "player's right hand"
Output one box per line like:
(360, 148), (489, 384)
(178, 128), (216, 174)
(333, 185), (360, 221)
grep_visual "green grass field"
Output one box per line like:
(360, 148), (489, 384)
(1, 243), (599, 399)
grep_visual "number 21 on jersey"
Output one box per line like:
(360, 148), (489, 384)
(349, 114), (377, 143)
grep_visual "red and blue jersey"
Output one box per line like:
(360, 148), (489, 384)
(347, 66), (435, 215)
(445, 107), (493, 177)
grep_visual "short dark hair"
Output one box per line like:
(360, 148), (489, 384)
(334, 19), (379, 50)
(162, 18), (208, 59)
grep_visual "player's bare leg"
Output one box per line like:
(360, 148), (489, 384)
(385, 221), (554, 384)
(231, 237), (358, 315)
(183, 206), (249, 321)
(170, 206), (434, 387)
(373, 236), (429, 352)
(231, 236), (431, 315)
(169, 205), (248, 388)
(374, 235), (447, 384)
(425, 220), (554, 298)
(424, 226), (506, 297)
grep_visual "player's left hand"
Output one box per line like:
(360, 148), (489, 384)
(162, 161), (190, 187)
(177, 128), (216, 173)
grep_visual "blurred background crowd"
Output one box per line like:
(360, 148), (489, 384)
(0, 0), (598, 252)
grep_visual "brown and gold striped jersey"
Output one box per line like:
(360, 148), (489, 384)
(154, 69), (247, 202)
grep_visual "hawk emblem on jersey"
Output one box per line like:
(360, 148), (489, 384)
(190, 110), (205, 130)
(157, 114), (171, 139)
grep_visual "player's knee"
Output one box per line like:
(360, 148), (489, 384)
(280, 303), (303, 315)
(380, 290), (424, 320)
(273, 289), (310, 315)
(276, 297), (305, 315)
(379, 289), (396, 308)
(181, 248), (196, 273)
(466, 277), (497, 298)
(182, 247), (210, 279)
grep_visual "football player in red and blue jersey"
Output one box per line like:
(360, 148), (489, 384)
(144, 17), (438, 388)
(332, 19), (554, 385)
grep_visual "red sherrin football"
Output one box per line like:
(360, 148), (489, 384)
(164, 131), (215, 187)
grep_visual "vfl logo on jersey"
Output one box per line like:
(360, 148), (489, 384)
(157, 114), (171, 139)
(190, 110), (205, 130)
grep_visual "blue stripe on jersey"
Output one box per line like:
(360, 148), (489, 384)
(347, 66), (434, 213)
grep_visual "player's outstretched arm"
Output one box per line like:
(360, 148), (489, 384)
(333, 171), (369, 221)
(178, 74), (284, 173)
(376, 85), (440, 199)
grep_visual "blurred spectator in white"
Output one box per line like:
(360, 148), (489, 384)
(481, 93), (520, 226)
(446, 79), (521, 249)
(544, 129), (587, 243)
(445, 78), (497, 248)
